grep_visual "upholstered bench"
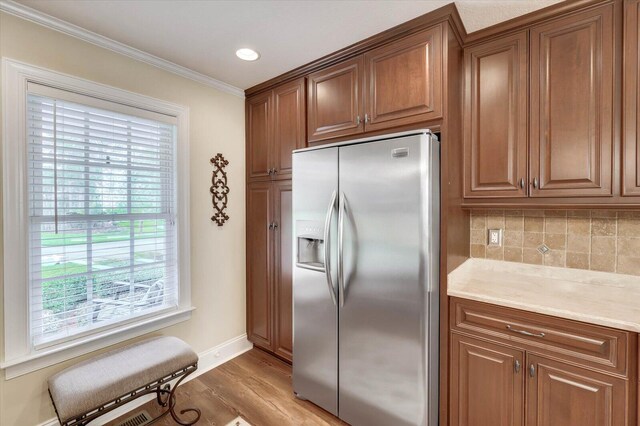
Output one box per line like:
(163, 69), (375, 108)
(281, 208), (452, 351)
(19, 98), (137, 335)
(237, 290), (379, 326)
(48, 336), (201, 426)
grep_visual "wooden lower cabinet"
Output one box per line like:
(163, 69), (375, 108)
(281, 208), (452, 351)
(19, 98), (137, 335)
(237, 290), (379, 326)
(273, 181), (292, 361)
(527, 354), (627, 426)
(246, 180), (293, 362)
(450, 333), (524, 426)
(450, 299), (636, 426)
(246, 181), (273, 349)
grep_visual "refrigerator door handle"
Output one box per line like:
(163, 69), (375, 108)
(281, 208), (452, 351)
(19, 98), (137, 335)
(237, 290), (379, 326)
(337, 192), (346, 307)
(323, 190), (338, 306)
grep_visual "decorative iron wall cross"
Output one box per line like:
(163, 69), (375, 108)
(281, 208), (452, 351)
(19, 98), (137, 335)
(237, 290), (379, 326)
(210, 153), (230, 226)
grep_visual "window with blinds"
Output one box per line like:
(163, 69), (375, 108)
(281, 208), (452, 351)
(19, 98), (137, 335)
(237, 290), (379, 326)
(26, 83), (179, 347)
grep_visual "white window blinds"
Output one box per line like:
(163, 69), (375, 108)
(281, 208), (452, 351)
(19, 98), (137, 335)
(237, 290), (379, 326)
(26, 83), (179, 347)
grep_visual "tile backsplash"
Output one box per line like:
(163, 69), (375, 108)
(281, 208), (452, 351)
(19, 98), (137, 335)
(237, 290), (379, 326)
(470, 210), (640, 276)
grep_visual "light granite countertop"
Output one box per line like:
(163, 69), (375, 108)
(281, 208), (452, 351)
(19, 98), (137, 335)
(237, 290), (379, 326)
(448, 258), (640, 332)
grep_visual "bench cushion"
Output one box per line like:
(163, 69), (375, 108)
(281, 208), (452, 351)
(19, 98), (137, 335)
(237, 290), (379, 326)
(48, 336), (198, 424)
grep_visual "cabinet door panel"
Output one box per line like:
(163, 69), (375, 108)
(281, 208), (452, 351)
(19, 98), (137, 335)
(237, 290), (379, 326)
(623, 0), (640, 196)
(364, 25), (442, 131)
(307, 57), (363, 142)
(530, 4), (615, 197)
(274, 79), (305, 178)
(464, 32), (528, 198)
(450, 333), (524, 426)
(247, 91), (272, 180)
(527, 354), (627, 426)
(246, 182), (273, 350)
(274, 181), (293, 362)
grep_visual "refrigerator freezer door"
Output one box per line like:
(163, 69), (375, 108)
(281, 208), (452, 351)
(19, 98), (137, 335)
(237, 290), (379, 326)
(292, 147), (339, 416)
(338, 134), (439, 426)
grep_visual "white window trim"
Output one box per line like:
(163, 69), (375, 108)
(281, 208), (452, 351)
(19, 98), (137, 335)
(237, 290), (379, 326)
(1, 58), (193, 379)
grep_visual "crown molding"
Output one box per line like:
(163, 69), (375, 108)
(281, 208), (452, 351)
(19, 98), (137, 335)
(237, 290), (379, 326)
(0, 0), (245, 98)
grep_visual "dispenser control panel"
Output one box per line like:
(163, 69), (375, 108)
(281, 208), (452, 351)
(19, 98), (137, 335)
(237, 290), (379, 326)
(296, 220), (323, 240)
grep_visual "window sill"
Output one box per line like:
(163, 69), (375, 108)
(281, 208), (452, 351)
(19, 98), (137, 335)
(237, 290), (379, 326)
(0, 306), (195, 379)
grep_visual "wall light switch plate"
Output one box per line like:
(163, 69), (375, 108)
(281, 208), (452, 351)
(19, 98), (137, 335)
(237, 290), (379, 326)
(488, 229), (503, 247)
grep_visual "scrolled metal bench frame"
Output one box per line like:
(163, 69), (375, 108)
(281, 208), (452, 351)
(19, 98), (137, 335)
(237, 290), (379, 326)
(49, 363), (201, 426)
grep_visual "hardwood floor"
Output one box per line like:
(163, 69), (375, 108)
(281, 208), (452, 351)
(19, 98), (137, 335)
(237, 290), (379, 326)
(107, 348), (347, 426)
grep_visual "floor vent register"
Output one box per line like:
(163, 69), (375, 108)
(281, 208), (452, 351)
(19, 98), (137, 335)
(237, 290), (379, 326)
(113, 410), (152, 426)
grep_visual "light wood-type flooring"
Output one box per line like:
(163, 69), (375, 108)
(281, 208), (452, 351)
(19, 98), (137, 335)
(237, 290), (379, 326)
(107, 348), (347, 426)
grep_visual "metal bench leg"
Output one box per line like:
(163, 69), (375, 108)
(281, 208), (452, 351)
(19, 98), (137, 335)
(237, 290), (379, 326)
(155, 384), (171, 407)
(148, 368), (201, 425)
(166, 368), (201, 425)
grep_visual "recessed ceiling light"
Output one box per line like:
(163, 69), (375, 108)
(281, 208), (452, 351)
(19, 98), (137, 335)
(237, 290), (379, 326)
(236, 48), (260, 61)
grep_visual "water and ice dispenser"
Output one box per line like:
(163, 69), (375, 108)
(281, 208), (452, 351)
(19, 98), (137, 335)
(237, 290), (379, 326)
(295, 220), (325, 272)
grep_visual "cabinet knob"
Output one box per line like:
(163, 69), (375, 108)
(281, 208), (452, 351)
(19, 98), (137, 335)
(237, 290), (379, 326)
(519, 178), (525, 189)
(364, 113), (370, 124)
(532, 177), (538, 189)
(273, 168), (278, 175)
(268, 222), (274, 230)
(273, 222), (279, 230)
(514, 360), (521, 373)
(529, 364), (536, 378)
(356, 116), (361, 126)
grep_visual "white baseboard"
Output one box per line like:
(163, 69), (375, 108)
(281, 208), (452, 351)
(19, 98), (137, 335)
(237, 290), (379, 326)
(37, 334), (252, 426)
(187, 334), (253, 382)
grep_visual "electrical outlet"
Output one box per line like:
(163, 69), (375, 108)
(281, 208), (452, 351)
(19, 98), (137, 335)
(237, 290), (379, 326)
(488, 229), (503, 247)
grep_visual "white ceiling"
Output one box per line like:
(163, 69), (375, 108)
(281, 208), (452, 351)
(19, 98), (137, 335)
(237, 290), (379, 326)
(14, 0), (564, 90)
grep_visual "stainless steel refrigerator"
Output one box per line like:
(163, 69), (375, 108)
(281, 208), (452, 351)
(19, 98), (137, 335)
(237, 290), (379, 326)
(292, 129), (440, 426)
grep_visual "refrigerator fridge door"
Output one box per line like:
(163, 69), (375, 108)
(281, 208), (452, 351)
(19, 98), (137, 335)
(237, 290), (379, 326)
(292, 147), (339, 416)
(338, 133), (439, 426)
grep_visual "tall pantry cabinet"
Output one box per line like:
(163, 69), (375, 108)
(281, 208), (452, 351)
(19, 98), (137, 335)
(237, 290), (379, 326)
(246, 78), (305, 362)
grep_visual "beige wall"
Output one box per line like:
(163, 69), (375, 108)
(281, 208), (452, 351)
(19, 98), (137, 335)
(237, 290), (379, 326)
(0, 12), (246, 426)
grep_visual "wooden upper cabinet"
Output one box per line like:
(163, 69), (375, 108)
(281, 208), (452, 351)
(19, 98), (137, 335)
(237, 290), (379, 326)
(364, 25), (443, 131)
(247, 91), (272, 180)
(273, 78), (306, 178)
(526, 354), (626, 426)
(273, 181), (293, 362)
(623, 0), (640, 196)
(450, 333), (524, 426)
(464, 32), (528, 198)
(246, 181), (273, 350)
(247, 79), (306, 181)
(530, 4), (615, 197)
(307, 57), (364, 143)
(307, 24), (445, 143)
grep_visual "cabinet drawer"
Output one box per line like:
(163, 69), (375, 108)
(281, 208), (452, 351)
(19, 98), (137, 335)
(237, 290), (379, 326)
(451, 297), (631, 376)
